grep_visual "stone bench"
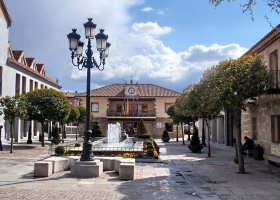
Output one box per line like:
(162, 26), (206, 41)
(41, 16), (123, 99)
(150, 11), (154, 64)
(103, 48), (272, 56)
(119, 163), (135, 180)
(114, 158), (135, 173)
(45, 157), (69, 173)
(34, 161), (53, 177)
(264, 154), (280, 165)
(68, 156), (80, 169)
(95, 156), (122, 171)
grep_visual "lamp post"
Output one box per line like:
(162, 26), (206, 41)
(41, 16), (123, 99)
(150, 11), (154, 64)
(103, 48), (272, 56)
(67, 18), (110, 161)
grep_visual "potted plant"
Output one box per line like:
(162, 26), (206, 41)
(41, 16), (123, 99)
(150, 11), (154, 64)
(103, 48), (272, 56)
(161, 129), (170, 142)
(188, 124), (203, 153)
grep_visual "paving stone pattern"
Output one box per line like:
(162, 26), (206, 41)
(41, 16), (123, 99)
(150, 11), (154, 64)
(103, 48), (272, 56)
(0, 139), (279, 199)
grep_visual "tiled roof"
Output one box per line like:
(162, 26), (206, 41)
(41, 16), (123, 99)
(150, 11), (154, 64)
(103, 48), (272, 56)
(36, 64), (44, 73)
(26, 58), (35, 67)
(8, 58), (61, 89)
(64, 92), (78, 98)
(78, 84), (181, 97)
(245, 24), (280, 55)
(12, 50), (23, 61)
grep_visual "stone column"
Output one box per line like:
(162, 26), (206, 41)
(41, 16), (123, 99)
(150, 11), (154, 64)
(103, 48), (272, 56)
(211, 119), (217, 143)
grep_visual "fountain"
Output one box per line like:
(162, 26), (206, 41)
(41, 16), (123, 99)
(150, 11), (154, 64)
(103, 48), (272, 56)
(92, 123), (142, 154)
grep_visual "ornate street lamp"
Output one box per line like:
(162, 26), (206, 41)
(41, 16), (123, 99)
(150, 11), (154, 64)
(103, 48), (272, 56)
(67, 18), (110, 161)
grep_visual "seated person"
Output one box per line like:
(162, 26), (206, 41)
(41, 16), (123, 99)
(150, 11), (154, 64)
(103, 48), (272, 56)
(242, 136), (255, 154)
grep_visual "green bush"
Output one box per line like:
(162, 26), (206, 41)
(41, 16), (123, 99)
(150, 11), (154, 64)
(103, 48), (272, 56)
(161, 129), (170, 142)
(55, 146), (65, 155)
(147, 144), (153, 150)
(74, 143), (81, 147)
(138, 133), (152, 139)
(145, 141), (153, 146)
(147, 149), (154, 156)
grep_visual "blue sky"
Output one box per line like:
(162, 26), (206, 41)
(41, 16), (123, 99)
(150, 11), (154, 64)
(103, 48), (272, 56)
(4, 0), (279, 93)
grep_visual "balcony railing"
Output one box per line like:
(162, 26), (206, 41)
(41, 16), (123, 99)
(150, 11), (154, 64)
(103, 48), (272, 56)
(107, 109), (156, 117)
(270, 70), (280, 89)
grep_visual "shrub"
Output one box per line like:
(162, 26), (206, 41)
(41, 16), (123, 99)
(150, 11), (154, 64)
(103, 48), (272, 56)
(55, 146), (65, 155)
(190, 125), (201, 146)
(145, 141), (153, 146)
(161, 129), (170, 142)
(147, 149), (154, 156)
(74, 143), (81, 147)
(138, 133), (152, 139)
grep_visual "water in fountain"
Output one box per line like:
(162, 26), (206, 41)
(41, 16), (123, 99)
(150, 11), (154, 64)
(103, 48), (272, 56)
(107, 122), (121, 145)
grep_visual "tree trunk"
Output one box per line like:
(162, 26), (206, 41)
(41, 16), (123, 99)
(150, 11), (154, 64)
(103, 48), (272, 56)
(41, 122), (45, 147)
(234, 110), (245, 174)
(202, 119), (206, 146)
(10, 119), (14, 153)
(76, 124), (79, 141)
(205, 119), (211, 157)
(181, 122), (185, 145)
(27, 121), (32, 144)
(176, 124), (179, 142)
(187, 124), (191, 141)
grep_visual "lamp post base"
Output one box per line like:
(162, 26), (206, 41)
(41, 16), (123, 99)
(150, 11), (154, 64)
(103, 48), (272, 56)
(80, 141), (93, 161)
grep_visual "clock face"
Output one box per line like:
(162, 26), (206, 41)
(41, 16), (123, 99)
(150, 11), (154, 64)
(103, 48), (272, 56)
(128, 87), (135, 94)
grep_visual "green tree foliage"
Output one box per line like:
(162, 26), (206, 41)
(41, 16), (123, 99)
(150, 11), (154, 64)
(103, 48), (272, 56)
(161, 129), (170, 142)
(26, 89), (70, 146)
(75, 106), (86, 140)
(0, 95), (28, 153)
(187, 54), (271, 173)
(138, 119), (147, 135)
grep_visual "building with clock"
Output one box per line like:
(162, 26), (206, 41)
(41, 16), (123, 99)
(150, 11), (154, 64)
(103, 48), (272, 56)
(76, 82), (181, 138)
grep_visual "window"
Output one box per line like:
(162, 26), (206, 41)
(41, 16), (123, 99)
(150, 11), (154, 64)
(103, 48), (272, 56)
(91, 103), (99, 112)
(165, 103), (172, 113)
(269, 50), (279, 88)
(165, 123), (173, 132)
(41, 84), (44, 89)
(252, 117), (257, 140)
(15, 73), (20, 95)
(35, 81), (38, 89)
(141, 104), (148, 112)
(271, 115), (280, 143)
(30, 80), (33, 91)
(116, 104), (122, 113)
(0, 66), (2, 96)
(22, 76), (26, 94)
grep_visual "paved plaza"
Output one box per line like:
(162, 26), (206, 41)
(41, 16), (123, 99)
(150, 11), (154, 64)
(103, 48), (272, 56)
(0, 139), (279, 200)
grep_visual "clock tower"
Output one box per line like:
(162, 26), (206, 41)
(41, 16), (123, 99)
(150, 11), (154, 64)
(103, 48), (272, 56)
(124, 80), (138, 97)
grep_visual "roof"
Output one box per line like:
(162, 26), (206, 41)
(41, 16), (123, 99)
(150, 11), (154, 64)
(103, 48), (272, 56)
(245, 24), (280, 55)
(12, 50), (23, 61)
(26, 58), (35, 67)
(7, 58), (61, 89)
(0, 0), (11, 27)
(64, 92), (78, 98)
(78, 84), (181, 97)
(36, 64), (44, 73)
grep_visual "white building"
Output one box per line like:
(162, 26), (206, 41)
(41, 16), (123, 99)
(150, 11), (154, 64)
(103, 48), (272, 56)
(0, 0), (61, 143)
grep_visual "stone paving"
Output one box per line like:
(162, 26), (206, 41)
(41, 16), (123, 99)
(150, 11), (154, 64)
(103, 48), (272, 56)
(0, 139), (280, 199)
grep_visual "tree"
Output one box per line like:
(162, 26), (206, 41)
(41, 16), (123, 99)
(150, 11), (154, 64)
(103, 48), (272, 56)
(194, 55), (271, 173)
(210, 0), (280, 16)
(187, 78), (222, 157)
(138, 119), (147, 135)
(0, 95), (28, 153)
(61, 103), (79, 140)
(26, 89), (70, 147)
(76, 106), (86, 140)
(167, 105), (179, 142)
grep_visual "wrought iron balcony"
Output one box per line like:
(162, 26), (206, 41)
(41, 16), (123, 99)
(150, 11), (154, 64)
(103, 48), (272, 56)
(107, 109), (156, 117)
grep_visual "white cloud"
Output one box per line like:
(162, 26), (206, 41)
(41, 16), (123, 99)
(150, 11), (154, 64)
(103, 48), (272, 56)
(6, 0), (248, 92)
(132, 22), (173, 36)
(141, 7), (154, 12)
(157, 10), (165, 15)
(69, 21), (247, 91)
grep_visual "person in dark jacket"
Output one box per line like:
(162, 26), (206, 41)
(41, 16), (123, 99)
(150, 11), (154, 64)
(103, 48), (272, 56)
(242, 136), (255, 154)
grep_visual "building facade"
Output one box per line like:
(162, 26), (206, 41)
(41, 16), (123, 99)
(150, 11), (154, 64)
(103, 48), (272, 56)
(0, 0), (61, 143)
(77, 82), (181, 138)
(241, 25), (280, 163)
